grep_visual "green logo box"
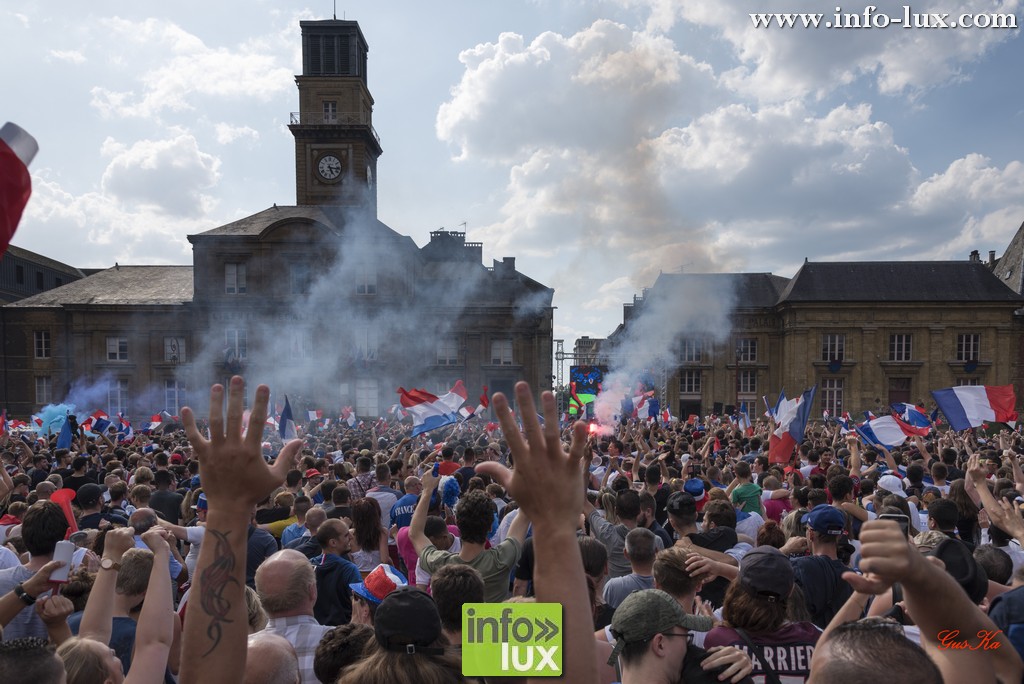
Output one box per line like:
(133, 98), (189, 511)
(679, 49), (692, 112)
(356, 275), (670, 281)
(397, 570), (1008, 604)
(462, 603), (563, 677)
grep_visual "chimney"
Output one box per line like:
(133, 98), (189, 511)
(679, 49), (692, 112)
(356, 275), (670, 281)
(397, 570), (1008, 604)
(989, 250), (997, 267)
(969, 249), (980, 263)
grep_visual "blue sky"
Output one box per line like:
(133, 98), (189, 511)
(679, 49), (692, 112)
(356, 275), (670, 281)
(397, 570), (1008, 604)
(3, 0), (1023, 352)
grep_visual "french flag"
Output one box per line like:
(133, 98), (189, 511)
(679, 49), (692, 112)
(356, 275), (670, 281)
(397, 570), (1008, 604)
(398, 387), (459, 437)
(116, 414), (133, 443)
(341, 407), (357, 427)
(855, 414), (923, 450)
(768, 386), (816, 464)
(307, 410), (323, 421)
(891, 403), (931, 430)
(438, 381), (469, 415)
(931, 385), (1018, 432)
(279, 396), (297, 440)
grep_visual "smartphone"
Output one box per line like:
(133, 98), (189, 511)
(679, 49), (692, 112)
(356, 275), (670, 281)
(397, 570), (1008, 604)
(879, 513), (910, 538)
(432, 462), (440, 477)
(51, 540), (74, 583)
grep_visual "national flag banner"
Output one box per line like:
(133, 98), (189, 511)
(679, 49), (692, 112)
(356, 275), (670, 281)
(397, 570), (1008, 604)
(837, 412), (851, 434)
(459, 405), (478, 420)
(765, 391), (787, 420)
(854, 414), (922, 449)
(768, 386), (817, 464)
(479, 386), (489, 410)
(92, 416), (112, 435)
(279, 396), (297, 441)
(56, 414), (73, 450)
(307, 410), (323, 421)
(438, 380), (469, 415)
(341, 407), (357, 427)
(116, 414), (134, 443)
(398, 387), (460, 437)
(485, 422), (499, 434)
(32, 414), (43, 428)
(822, 409), (830, 422)
(863, 410), (876, 421)
(0, 409), (6, 436)
(738, 411), (753, 437)
(931, 385), (1018, 432)
(687, 414), (698, 425)
(891, 403), (931, 430)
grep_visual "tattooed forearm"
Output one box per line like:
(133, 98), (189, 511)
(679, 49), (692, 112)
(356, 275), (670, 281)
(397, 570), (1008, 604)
(199, 529), (239, 656)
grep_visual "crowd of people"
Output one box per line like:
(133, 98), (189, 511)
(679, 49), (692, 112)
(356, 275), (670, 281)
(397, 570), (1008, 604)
(0, 375), (1023, 683)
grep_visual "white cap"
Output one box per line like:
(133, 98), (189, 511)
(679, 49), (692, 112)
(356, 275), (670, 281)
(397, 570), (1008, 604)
(0, 122), (38, 168)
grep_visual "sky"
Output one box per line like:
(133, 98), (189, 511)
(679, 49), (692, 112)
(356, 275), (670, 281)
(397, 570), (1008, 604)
(4, 0), (1024, 358)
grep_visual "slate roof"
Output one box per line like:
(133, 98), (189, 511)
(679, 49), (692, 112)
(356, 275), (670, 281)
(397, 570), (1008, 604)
(650, 272), (791, 309)
(995, 219), (1024, 295)
(4, 245), (84, 278)
(5, 266), (193, 307)
(778, 261), (1024, 303)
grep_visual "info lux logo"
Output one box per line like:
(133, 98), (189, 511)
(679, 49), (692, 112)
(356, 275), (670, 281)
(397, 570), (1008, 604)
(462, 603), (562, 677)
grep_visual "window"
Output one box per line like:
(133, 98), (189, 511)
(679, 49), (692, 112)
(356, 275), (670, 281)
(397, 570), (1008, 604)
(957, 377), (981, 386)
(290, 329), (314, 360)
(355, 379), (379, 417)
(15, 265), (24, 284)
(680, 339), (702, 363)
(491, 339), (513, 365)
(821, 334), (846, 361)
(822, 378), (844, 414)
(889, 334), (912, 362)
(290, 264), (312, 295)
(106, 336), (128, 361)
(33, 330), (51, 359)
(737, 338), (758, 363)
(436, 338), (459, 365)
(164, 337), (186, 363)
(35, 376), (52, 405)
(355, 263), (377, 295)
(35, 271), (44, 289)
(681, 370), (701, 394)
(225, 329), (247, 360)
(738, 400), (756, 416)
(739, 370), (757, 394)
(323, 100), (337, 123)
(107, 379), (129, 417)
(165, 380), (186, 415)
(225, 263), (247, 295)
(956, 334), (980, 362)
(353, 327), (378, 361)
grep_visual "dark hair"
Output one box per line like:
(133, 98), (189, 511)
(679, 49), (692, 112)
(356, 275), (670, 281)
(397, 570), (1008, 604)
(615, 490), (641, 521)
(703, 500), (736, 529)
(757, 520), (786, 548)
(22, 502), (69, 556)
(332, 486), (351, 505)
(644, 465), (662, 485)
(815, 618), (942, 684)
(374, 463), (390, 481)
(313, 624), (373, 684)
(352, 498), (383, 551)
(431, 564), (485, 632)
(734, 462), (751, 479)
(721, 579), (788, 633)
(974, 545), (1013, 585)
(356, 456), (374, 472)
(71, 456), (88, 472)
(829, 475), (855, 501)
(579, 536), (609, 579)
(653, 546), (702, 597)
(454, 491), (496, 545)
(424, 516), (449, 540)
(906, 463), (925, 483)
(285, 469), (302, 488)
(807, 488), (828, 509)
(791, 486), (811, 508)
(927, 499), (958, 531)
(930, 462), (948, 481)
(154, 469), (173, 487)
(0, 637), (65, 684)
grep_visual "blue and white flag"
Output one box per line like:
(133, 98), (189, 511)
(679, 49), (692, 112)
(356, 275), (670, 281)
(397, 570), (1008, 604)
(279, 396), (298, 441)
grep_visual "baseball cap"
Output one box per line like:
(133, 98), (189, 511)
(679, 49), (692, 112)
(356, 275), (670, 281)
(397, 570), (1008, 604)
(373, 586), (445, 655)
(192, 493), (208, 510)
(930, 538), (988, 604)
(877, 474), (907, 498)
(683, 479), (706, 501)
(801, 505), (846, 536)
(304, 468), (322, 479)
(189, 475), (201, 489)
(350, 564), (408, 604)
(666, 491), (697, 516)
(607, 589), (713, 666)
(76, 483), (103, 508)
(739, 546), (794, 601)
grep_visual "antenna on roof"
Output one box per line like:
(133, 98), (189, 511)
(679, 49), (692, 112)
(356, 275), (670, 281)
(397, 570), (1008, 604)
(459, 221), (467, 233)
(333, 0), (337, 20)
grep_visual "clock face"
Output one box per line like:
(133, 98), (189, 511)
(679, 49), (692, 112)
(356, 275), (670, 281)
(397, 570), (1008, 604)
(317, 154), (342, 181)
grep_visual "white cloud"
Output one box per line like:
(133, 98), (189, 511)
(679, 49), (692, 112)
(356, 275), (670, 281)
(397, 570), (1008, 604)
(48, 50), (85, 64)
(214, 123), (260, 145)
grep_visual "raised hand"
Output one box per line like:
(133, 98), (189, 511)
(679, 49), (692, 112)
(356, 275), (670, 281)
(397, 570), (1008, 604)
(843, 519), (918, 595)
(181, 376), (302, 515)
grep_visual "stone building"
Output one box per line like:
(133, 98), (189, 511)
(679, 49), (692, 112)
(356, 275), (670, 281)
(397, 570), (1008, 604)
(605, 261), (1024, 419)
(0, 19), (553, 420)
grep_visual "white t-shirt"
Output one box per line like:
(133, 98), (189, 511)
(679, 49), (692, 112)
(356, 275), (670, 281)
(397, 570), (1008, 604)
(0, 546), (20, 571)
(416, 536), (461, 587)
(185, 526), (206, 577)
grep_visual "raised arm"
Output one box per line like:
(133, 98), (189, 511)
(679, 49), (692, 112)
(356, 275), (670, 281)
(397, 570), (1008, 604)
(179, 377), (301, 684)
(124, 527), (175, 684)
(408, 468), (437, 556)
(79, 526), (135, 644)
(477, 384), (597, 684)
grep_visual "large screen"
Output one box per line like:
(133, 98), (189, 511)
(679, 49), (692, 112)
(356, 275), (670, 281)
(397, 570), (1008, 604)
(568, 365), (606, 417)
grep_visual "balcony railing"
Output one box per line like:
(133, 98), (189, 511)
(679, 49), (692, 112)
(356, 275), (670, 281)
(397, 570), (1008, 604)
(289, 112), (380, 144)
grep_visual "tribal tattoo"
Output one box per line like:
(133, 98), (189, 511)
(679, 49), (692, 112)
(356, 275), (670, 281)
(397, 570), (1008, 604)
(199, 529), (238, 656)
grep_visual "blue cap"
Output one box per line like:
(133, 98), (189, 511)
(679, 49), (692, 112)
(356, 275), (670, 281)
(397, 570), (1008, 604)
(194, 493), (208, 510)
(801, 505), (846, 535)
(190, 475), (201, 489)
(683, 478), (705, 498)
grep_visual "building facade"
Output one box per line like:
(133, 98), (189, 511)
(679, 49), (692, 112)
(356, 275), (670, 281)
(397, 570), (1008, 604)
(0, 19), (553, 420)
(605, 261), (1024, 419)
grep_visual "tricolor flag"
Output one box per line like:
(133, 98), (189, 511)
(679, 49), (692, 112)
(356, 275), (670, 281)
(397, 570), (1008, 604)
(737, 411), (753, 437)
(32, 414), (43, 428)
(116, 414), (134, 443)
(279, 396), (297, 441)
(854, 414), (924, 450)
(863, 410), (876, 421)
(438, 381), (469, 415)
(397, 387), (459, 437)
(341, 407), (357, 427)
(632, 392), (655, 419)
(891, 403), (930, 430)
(768, 386), (816, 464)
(931, 385), (1018, 432)
(146, 411), (174, 433)
(765, 391), (787, 420)
(56, 414), (74, 450)
(307, 410), (323, 421)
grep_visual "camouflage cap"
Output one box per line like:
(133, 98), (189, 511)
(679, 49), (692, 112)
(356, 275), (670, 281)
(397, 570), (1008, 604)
(607, 589), (713, 666)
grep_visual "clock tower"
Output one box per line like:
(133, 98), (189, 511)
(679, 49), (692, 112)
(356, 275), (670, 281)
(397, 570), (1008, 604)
(290, 20), (382, 213)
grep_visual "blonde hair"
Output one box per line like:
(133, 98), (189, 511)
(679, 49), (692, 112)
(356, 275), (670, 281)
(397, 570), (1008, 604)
(57, 637), (111, 684)
(245, 585), (269, 633)
(130, 484), (152, 505)
(116, 548), (154, 596)
(134, 467), (154, 485)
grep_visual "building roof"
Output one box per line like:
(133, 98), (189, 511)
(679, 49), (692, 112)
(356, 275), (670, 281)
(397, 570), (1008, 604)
(995, 219), (1024, 295)
(5, 266), (193, 307)
(4, 245), (85, 278)
(777, 261), (1024, 303)
(190, 205), (416, 246)
(651, 272), (791, 309)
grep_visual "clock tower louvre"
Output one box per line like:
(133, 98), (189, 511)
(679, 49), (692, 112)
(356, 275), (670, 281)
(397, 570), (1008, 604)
(289, 20), (382, 213)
